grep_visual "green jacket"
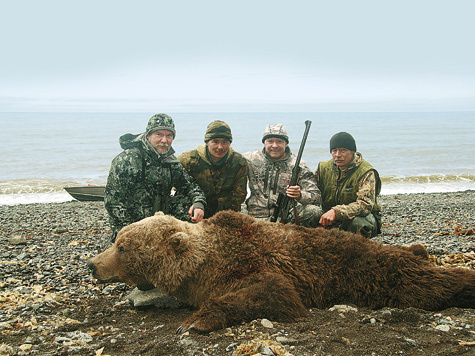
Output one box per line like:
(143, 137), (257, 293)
(178, 145), (248, 218)
(316, 153), (381, 219)
(105, 133), (206, 235)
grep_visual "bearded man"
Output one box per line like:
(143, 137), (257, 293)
(105, 113), (206, 242)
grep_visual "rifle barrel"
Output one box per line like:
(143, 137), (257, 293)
(270, 120), (312, 223)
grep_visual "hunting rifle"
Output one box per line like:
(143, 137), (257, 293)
(270, 120), (312, 223)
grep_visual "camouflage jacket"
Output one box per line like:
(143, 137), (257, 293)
(315, 153), (381, 221)
(104, 133), (206, 234)
(244, 148), (321, 219)
(178, 145), (248, 218)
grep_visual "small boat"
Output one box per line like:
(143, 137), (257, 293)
(64, 186), (105, 202)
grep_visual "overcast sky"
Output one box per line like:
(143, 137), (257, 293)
(1, 0), (474, 112)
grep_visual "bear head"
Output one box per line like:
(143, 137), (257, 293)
(87, 212), (207, 293)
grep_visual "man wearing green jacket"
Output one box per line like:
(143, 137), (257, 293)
(105, 113), (207, 242)
(316, 132), (381, 237)
(178, 120), (248, 218)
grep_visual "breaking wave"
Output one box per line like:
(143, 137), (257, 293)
(381, 174), (475, 195)
(0, 179), (106, 205)
(1, 175), (474, 205)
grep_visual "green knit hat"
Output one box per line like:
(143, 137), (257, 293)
(146, 113), (176, 138)
(204, 120), (232, 142)
(330, 132), (356, 152)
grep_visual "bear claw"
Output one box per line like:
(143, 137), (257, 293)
(176, 323), (194, 334)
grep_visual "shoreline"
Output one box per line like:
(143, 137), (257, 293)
(1, 185), (475, 206)
(1, 190), (474, 255)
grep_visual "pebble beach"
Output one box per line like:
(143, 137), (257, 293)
(1, 190), (475, 355)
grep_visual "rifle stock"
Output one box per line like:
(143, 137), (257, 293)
(270, 120), (312, 223)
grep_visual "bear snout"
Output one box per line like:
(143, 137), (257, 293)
(86, 249), (123, 284)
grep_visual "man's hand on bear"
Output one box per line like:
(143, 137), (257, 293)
(188, 206), (204, 223)
(319, 208), (336, 227)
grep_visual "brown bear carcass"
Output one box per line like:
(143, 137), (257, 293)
(87, 210), (475, 333)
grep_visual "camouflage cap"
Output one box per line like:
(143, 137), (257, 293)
(204, 120), (232, 142)
(146, 114), (176, 138)
(262, 124), (289, 143)
(330, 132), (356, 152)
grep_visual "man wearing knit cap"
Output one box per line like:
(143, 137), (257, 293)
(105, 113), (207, 242)
(243, 124), (322, 227)
(315, 132), (381, 237)
(178, 120), (248, 218)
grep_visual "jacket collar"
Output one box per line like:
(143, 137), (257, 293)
(196, 145), (234, 166)
(332, 152), (363, 174)
(262, 146), (292, 164)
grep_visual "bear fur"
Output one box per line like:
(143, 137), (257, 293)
(87, 210), (475, 333)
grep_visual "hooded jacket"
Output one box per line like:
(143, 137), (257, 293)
(178, 145), (248, 218)
(105, 133), (206, 235)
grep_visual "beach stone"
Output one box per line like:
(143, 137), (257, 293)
(180, 338), (199, 347)
(19, 344), (32, 352)
(0, 344), (14, 354)
(435, 324), (451, 332)
(226, 343), (238, 352)
(8, 235), (27, 245)
(101, 286), (115, 295)
(258, 344), (274, 355)
(55, 336), (72, 344)
(67, 331), (93, 344)
(261, 319), (274, 328)
(275, 336), (291, 343)
(329, 304), (358, 312)
(54, 226), (69, 234)
(126, 287), (184, 308)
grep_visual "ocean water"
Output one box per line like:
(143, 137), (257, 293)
(1, 111), (474, 205)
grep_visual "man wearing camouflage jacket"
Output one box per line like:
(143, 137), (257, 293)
(105, 114), (207, 242)
(178, 120), (248, 218)
(244, 124), (322, 227)
(316, 132), (381, 237)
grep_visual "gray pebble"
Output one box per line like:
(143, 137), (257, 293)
(8, 235), (27, 245)
(435, 324), (451, 332)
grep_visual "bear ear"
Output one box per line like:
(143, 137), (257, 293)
(154, 211), (165, 216)
(169, 232), (191, 254)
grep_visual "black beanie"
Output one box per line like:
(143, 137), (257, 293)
(330, 132), (356, 152)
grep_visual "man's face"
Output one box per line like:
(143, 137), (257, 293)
(206, 138), (231, 162)
(331, 148), (355, 171)
(264, 137), (288, 161)
(147, 130), (174, 153)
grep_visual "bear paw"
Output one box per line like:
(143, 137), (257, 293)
(176, 323), (195, 334)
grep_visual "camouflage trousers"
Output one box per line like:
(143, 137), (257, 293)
(241, 202), (323, 228)
(286, 202), (323, 228)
